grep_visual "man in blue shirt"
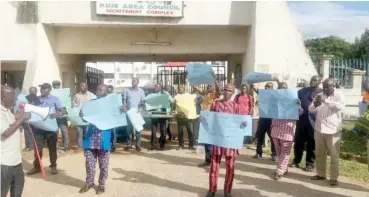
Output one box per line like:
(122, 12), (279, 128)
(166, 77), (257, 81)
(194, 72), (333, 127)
(291, 75), (322, 171)
(27, 83), (66, 175)
(123, 77), (145, 152)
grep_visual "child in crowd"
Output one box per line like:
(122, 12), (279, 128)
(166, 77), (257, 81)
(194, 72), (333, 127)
(271, 82), (301, 180)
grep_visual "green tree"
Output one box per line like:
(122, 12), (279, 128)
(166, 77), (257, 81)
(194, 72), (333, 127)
(350, 28), (369, 60)
(304, 36), (352, 62)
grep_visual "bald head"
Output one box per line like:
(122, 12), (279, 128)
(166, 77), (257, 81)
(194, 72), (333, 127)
(96, 84), (108, 98)
(223, 83), (235, 100)
(310, 75), (321, 88)
(322, 78), (335, 96)
(1, 85), (15, 108)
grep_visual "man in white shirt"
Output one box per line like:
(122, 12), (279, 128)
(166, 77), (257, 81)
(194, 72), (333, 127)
(1, 85), (30, 197)
(308, 78), (345, 186)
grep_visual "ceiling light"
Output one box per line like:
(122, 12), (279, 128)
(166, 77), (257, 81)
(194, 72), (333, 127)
(131, 41), (172, 46)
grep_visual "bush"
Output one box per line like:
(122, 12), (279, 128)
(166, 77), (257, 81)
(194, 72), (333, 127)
(340, 129), (367, 158)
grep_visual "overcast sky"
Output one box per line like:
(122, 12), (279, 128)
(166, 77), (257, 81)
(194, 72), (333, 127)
(288, 1), (369, 42)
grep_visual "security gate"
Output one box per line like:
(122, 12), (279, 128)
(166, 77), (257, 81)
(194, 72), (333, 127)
(86, 67), (104, 94)
(156, 65), (226, 91)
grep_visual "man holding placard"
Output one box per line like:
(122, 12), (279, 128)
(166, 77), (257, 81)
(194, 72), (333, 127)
(147, 84), (174, 151)
(193, 83), (221, 167)
(123, 77), (145, 152)
(173, 85), (196, 150)
(203, 83), (248, 197)
(79, 84), (119, 194)
(27, 83), (66, 176)
(72, 82), (95, 151)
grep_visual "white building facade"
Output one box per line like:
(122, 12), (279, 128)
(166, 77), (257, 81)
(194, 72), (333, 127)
(0, 1), (317, 96)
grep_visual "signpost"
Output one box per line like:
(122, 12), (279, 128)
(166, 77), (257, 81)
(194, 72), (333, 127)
(96, 1), (183, 17)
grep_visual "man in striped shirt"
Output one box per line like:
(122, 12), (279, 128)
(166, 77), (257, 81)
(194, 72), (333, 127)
(205, 83), (247, 197)
(308, 78), (345, 186)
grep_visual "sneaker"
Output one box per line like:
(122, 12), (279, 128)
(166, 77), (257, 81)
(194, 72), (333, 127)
(253, 154), (262, 159)
(50, 166), (59, 175)
(26, 167), (41, 175)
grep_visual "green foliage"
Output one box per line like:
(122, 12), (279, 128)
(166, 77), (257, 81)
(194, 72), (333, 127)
(305, 36), (351, 62)
(350, 29), (369, 60)
(305, 29), (369, 61)
(341, 129), (367, 157)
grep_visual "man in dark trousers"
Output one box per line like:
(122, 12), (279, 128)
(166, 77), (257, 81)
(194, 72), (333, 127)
(1, 85), (31, 197)
(252, 82), (277, 161)
(27, 83), (66, 175)
(291, 75), (322, 171)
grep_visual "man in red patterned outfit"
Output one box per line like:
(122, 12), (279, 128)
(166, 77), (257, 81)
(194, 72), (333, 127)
(205, 83), (247, 197)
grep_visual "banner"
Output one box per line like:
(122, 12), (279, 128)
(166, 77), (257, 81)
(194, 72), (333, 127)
(259, 89), (299, 120)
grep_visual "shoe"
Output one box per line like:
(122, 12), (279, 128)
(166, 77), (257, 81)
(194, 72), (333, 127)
(274, 172), (281, 180)
(136, 146), (142, 152)
(177, 146), (184, 151)
(198, 161), (211, 167)
(304, 165), (314, 172)
(79, 183), (94, 193)
(205, 191), (215, 197)
(271, 155), (276, 161)
(329, 180), (338, 186)
(253, 154), (262, 159)
(50, 166), (59, 175)
(224, 193), (232, 197)
(96, 186), (105, 194)
(311, 175), (326, 180)
(124, 146), (131, 151)
(26, 167), (41, 175)
(289, 163), (300, 168)
(111, 146), (116, 152)
(283, 169), (288, 175)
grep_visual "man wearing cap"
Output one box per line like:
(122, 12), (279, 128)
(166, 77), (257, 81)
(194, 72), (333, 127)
(52, 80), (70, 153)
(27, 83), (66, 175)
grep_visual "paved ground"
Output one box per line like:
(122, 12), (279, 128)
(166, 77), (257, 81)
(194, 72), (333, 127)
(21, 139), (369, 197)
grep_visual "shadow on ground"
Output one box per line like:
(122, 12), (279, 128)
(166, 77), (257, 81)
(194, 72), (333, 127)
(22, 159), (85, 189)
(136, 152), (368, 197)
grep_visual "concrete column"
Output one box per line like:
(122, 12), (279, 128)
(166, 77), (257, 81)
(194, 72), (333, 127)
(319, 55), (334, 80)
(349, 69), (366, 89)
(22, 24), (62, 91)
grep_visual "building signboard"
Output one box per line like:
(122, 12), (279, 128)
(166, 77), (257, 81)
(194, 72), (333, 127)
(96, 1), (183, 17)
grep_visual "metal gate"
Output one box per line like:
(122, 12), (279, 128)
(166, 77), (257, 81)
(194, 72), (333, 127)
(86, 67), (104, 94)
(156, 65), (226, 92)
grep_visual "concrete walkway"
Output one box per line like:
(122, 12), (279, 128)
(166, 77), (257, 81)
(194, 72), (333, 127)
(21, 146), (369, 197)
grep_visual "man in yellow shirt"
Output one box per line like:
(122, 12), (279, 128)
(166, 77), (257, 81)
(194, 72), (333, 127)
(173, 85), (197, 150)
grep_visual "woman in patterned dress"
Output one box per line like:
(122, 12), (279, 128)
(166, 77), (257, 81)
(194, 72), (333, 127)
(271, 82), (301, 180)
